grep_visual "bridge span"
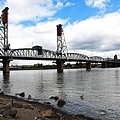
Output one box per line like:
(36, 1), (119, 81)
(0, 47), (119, 73)
(0, 7), (120, 74)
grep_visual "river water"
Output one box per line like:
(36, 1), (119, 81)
(0, 68), (120, 119)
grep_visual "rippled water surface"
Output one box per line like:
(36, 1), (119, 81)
(0, 68), (120, 119)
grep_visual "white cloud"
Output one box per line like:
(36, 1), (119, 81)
(65, 2), (75, 7)
(9, 19), (67, 50)
(2, 0), (61, 24)
(64, 10), (120, 58)
(55, 2), (64, 9)
(0, 0), (74, 24)
(85, 0), (110, 10)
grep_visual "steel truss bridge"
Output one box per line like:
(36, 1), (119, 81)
(0, 7), (119, 73)
(0, 48), (107, 62)
(0, 47), (116, 67)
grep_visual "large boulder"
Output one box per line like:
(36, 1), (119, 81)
(57, 99), (66, 107)
(2, 109), (17, 118)
(9, 110), (17, 118)
(40, 109), (54, 117)
(19, 92), (25, 97)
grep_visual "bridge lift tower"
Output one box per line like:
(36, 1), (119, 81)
(56, 24), (67, 73)
(0, 7), (11, 74)
(56, 24), (67, 55)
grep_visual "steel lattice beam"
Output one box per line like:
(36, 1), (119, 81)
(6, 48), (108, 62)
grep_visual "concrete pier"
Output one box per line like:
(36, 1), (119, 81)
(56, 60), (64, 73)
(86, 62), (91, 70)
(2, 58), (10, 74)
(101, 62), (107, 68)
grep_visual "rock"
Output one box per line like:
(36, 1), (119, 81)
(43, 102), (51, 105)
(19, 92), (25, 97)
(0, 99), (3, 104)
(40, 109), (54, 117)
(40, 109), (59, 119)
(34, 116), (44, 120)
(0, 89), (4, 95)
(15, 93), (19, 96)
(9, 110), (17, 118)
(57, 99), (66, 107)
(0, 104), (11, 109)
(2, 109), (17, 118)
(99, 109), (106, 115)
(76, 114), (85, 119)
(23, 104), (34, 110)
(61, 115), (76, 120)
(2, 110), (10, 118)
(56, 112), (62, 117)
(0, 116), (4, 120)
(86, 116), (95, 120)
(12, 100), (23, 108)
(49, 96), (59, 101)
(0, 92), (4, 95)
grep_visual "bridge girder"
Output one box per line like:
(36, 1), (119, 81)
(8, 48), (67, 59)
(4, 48), (108, 62)
(67, 53), (89, 60)
(89, 56), (105, 61)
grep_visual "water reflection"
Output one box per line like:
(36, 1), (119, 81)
(115, 70), (119, 80)
(2, 73), (11, 94)
(114, 69), (120, 89)
(36, 71), (44, 93)
(55, 73), (67, 98)
(1, 69), (120, 119)
(56, 73), (64, 84)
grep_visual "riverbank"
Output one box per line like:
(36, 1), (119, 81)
(0, 93), (98, 120)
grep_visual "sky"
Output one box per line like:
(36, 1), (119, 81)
(0, 0), (120, 65)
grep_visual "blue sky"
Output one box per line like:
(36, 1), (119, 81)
(0, 0), (120, 65)
(1, 0), (119, 24)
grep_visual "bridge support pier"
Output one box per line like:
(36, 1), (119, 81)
(113, 63), (117, 67)
(101, 62), (107, 68)
(86, 62), (91, 70)
(56, 60), (64, 73)
(2, 58), (11, 74)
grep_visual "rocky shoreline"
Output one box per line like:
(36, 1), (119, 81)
(0, 93), (100, 120)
